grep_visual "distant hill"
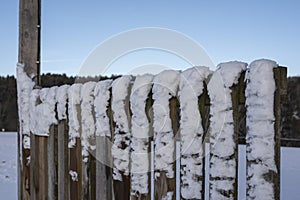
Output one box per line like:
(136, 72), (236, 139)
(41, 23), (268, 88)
(0, 74), (299, 146)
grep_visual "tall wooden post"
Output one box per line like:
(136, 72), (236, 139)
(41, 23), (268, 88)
(18, 0), (41, 199)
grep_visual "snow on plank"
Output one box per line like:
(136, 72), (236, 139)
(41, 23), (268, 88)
(179, 66), (211, 199)
(80, 81), (96, 162)
(94, 80), (112, 138)
(94, 80), (113, 200)
(152, 70), (180, 200)
(208, 61), (247, 199)
(130, 74), (153, 199)
(68, 83), (82, 148)
(29, 87), (58, 136)
(67, 83), (83, 199)
(246, 59), (278, 200)
(111, 75), (132, 199)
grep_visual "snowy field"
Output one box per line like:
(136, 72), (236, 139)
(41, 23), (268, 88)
(0, 132), (17, 200)
(0, 132), (299, 199)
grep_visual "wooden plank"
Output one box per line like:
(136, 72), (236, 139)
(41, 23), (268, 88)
(153, 97), (178, 200)
(32, 135), (48, 200)
(48, 125), (58, 200)
(89, 153), (96, 200)
(69, 138), (82, 200)
(69, 104), (83, 200)
(18, 0), (41, 81)
(96, 136), (113, 200)
(130, 76), (153, 200)
(169, 97), (179, 199)
(198, 81), (210, 200)
(111, 77), (132, 200)
(273, 67), (284, 200)
(246, 61), (282, 200)
(94, 81), (113, 200)
(208, 64), (245, 199)
(58, 120), (69, 200)
(230, 72), (245, 200)
(152, 72), (179, 200)
(18, 0), (41, 199)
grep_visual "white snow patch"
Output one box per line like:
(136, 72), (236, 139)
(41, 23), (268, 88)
(179, 66), (211, 199)
(69, 170), (78, 182)
(208, 61), (247, 198)
(29, 87), (58, 136)
(130, 74), (153, 195)
(161, 191), (173, 200)
(81, 82), (96, 162)
(56, 85), (70, 121)
(16, 63), (35, 166)
(246, 59), (278, 200)
(111, 76), (132, 181)
(94, 80), (112, 137)
(68, 84), (82, 148)
(152, 70), (180, 179)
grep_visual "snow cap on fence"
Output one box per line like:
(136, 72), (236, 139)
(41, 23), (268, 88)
(130, 74), (154, 195)
(153, 69), (180, 179)
(94, 80), (112, 137)
(208, 61), (247, 199)
(68, 83), (82, 148)
(17, 63), (35, 145)
(56, 85), (70, 121)
(246, 59), (278, 200)
(81, 81), (97, 162)
(111, 75), (132, 180)
(29, 87), (58, 136)
(179, 66), (211, 199)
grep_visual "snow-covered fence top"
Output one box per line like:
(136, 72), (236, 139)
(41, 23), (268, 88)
(17, 59), (287, 200)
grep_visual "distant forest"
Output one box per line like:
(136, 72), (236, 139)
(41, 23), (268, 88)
(0, 74), (299, 145)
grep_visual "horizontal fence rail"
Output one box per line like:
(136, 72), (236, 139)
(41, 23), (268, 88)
(17, 59), (287, 200)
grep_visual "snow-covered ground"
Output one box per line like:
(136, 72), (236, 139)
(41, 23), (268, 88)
(0, 132), (299, 199)
(0, 132), (17, 200)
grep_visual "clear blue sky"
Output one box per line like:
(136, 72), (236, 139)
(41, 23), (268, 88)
(0, 0), (299, 76)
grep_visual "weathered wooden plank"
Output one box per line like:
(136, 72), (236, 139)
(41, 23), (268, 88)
(58, 120), (69, 200)
(18, 0), (41, 82)
(48, 125), (58, 200)
(94, 80), (113, 200)
(179, 67), (210, 200)
(208, 62), (246, 199)
(18, 0), (41, 199)
(111, 76), (132, 200)
(80, 82), (97, 200)
(33, 135), (48, 200)
(69, 137), (82, 200)
(96, 136), (113, 200)
(230, 72), (245, 200)
(130, 75), (153, 200)
(168, 97), (179, 199)
(198, 81), (210, 200)
(273, 67), (284, 200)
(67, 84), (83, 200)
(152, 71), (180, 200)
(246, 60), (281, 200)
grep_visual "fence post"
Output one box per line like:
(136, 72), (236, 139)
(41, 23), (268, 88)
(246, 60), (286, 200)
(18, 0), (41, 199)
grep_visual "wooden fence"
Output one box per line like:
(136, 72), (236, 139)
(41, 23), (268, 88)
(17, 60), (287, 200)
